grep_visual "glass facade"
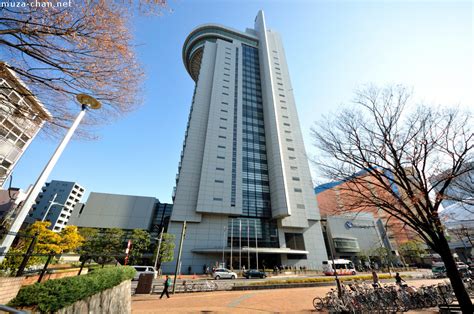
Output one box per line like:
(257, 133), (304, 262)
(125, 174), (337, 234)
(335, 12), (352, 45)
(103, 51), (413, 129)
(228, 45), (279, 248)
(150, 202), (173, 240)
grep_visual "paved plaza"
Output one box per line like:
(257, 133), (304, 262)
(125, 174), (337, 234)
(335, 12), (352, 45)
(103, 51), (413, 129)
(132, 278), (446, 313)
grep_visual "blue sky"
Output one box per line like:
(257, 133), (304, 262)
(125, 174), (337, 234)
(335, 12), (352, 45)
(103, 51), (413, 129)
(10, 0), (473, 203)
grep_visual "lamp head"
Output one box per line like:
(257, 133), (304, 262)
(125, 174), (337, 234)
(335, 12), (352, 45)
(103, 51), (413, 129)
(76, 94), (101, 110)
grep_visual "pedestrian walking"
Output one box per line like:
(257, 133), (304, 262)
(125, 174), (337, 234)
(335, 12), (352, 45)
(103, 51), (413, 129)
(395, 272), (405, 286)
(160, 275), (171, 299)
(372, 271), (379, 287)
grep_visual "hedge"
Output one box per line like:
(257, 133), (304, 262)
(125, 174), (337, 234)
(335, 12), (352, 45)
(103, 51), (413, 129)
(247, 273), (404, 286)
(8, 266), (136, 312)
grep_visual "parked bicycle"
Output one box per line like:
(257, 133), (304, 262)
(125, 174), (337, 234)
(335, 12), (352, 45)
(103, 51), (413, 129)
(312, 281), (456, 312)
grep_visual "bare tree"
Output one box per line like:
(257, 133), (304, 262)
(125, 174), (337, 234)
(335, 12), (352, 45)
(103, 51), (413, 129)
(312, 85), (473, 312)
(0, 0), (168, 133)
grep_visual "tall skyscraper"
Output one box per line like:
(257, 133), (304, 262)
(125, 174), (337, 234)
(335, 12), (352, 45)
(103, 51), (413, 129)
(165, 11), (327, 273)
(27, 180), (85, 232)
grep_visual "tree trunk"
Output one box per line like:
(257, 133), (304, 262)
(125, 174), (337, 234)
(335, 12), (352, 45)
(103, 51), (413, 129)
(437, 232), (473, 313)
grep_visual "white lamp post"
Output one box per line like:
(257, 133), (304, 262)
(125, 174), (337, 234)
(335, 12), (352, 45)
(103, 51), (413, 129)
(0, 94), (100, 263)
(41, 193), (66, 222)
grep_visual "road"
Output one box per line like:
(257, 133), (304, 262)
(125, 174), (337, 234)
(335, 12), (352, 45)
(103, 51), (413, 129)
(131, 269), (433, 293)
(132, 276), (445, 313)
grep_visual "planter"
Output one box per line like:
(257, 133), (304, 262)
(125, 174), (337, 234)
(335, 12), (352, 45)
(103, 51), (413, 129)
(0, 277), (25, 304)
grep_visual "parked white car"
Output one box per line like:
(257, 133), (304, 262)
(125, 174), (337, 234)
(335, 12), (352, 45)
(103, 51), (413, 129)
(456, 262), (469, 270)
(212, 268), (237, 280)
(132, 265), (157, 281)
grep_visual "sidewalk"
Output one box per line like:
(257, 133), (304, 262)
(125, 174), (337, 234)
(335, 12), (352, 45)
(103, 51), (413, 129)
(132, 278), (446, 313)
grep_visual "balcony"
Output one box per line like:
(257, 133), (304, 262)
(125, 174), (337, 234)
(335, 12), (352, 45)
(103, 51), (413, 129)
(0, 138), (21, 162)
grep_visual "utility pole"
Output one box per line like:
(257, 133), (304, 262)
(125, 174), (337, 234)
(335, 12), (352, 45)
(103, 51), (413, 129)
(172, 221), (186, 294)
(222, 226), (226, 267)
(326, 222), (342, 297)
(255, 220), (259, 270)
(153, 227), (164, 272)
(230, 219), (233, 270)
(239, 219), (241, 271)
(247, 220), (250, 270)
(42, 193), (60, 222)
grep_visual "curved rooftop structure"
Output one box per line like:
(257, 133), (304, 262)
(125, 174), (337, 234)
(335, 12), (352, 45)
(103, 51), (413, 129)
(182, 24), (259, 81)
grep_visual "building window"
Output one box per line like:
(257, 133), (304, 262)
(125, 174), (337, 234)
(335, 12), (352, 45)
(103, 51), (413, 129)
(285, 233), (306, 250)
(216, 167), (225, 171)
(213, 197), (223, 201)
(283, 123), (290, 126)
(219, 135), (227, 139)
(292, 177), (300, 181)
(333, 238), (360, 253)
(219, 126), (227, 130)
(287, 147), (294, 151)
(294, 188), (302, 192)
(217, 156), (225, 159)
(218, 145), (226, 149)
(296, 204), (305, 209)
(215, 180), (224, 183)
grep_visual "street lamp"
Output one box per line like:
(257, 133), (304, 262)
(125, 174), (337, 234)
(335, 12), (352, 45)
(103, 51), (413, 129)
(0, 94), (100, 263)
(41, 193), (65, 222)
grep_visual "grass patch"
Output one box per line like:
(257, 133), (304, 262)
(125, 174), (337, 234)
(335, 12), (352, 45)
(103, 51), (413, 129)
(8, 266), (135, 312)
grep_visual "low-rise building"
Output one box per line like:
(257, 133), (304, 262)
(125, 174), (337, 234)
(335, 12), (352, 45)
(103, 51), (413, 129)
(315, 174), (418, 248)
(321, 213), (399, 268)
(69, 192), (172, 235)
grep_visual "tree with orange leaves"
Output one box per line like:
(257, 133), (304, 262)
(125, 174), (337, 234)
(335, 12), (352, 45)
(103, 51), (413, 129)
(0, 0), (168, 133)
(0, 221), (84, 271)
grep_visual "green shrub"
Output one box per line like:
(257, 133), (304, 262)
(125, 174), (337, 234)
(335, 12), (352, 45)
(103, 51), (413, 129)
(248, 273), (405, 286)
(8, 266), (135, 313)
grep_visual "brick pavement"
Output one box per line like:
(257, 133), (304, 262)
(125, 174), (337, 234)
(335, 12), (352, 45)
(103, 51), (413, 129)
(132, 278), (447, 313)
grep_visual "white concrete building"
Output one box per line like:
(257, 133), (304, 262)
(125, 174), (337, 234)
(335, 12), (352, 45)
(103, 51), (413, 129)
(0, 62), (51, 186)
(165, 11), (327, 273)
